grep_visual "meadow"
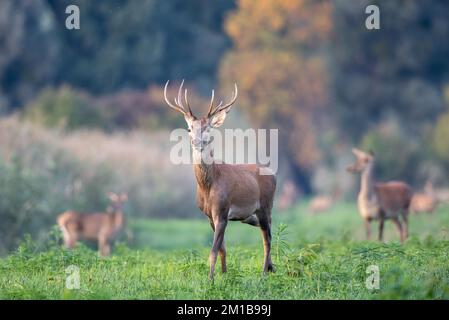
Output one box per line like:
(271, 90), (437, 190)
(1, 202), (449, 300)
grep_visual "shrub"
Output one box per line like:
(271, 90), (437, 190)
(24, 86), (107, 131)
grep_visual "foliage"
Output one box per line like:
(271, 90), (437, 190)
(0, 0), (59, 110)
(24, 86), (107, 130)
(432, 109), (449, 169)
(1, 0), (234, 110)
(333, 0), (449, 140)
(220, 0), (332, 192)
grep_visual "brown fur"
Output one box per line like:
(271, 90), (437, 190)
(347, 148), (412, 243)
(57, 193), (128, 256)
(411, 182), (438, 214)
(411, 194), (437, 214)
(164, 81), (277, 280)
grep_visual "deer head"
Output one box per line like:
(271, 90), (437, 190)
(164, 80), (238, 152)
(107, 192), (128, 213)
(347, 148), (375, 173)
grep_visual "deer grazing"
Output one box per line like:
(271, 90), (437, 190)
(57, 192), (128, 256)
(347, 148), (413, 243)
(164, 80), (276, 280)
(308, 190), (341, 214)
(411, 181), (438, 214)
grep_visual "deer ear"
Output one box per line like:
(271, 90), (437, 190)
(120, 193), (128, 202)
(352, 148), (361, 156)
(108, 192), (118, 202)
(210, 109), (228, 128)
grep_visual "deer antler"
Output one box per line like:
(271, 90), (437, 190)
(164, 80), (193, 116)
(207, 83), (238, 117)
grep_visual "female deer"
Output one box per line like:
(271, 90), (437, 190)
(57, 192), (128, 256)
(347, 148), (412, 243)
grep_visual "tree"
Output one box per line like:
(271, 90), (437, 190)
(332, 0), (449, 140)
(1, 0), (235, 110)
(0, 0), (59, 110)
(47, 0), (234, 94)
(220, 0), (332, 193)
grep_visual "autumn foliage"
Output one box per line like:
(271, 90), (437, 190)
(220, 0), (332, 190)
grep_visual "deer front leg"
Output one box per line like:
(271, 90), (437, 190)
(378, 218), (385, 242)
(61, 224), (77, 249)
(209, 220), (227, 274)
(209, 219), (227, 280)
(401, 210), (409, 241)
(65, 228), (77, 249)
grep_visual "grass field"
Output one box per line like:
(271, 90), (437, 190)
(1, 202), (449, 299)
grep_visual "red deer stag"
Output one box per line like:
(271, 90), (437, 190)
(164, 80), (276, 280)
(347, 148), (412, 243)
(57, 193), (128, 256)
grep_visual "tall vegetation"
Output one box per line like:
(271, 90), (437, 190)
(0, 117), (197, 254)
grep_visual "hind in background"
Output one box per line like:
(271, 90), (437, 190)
(57, 192), (128, 256)
(347, 148), (413, 243)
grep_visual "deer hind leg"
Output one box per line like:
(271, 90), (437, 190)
(209, 220), (227, 274)
(256, 210), (274, 273)
(391, 217), (404, 243)
(209, 218), (228, 280)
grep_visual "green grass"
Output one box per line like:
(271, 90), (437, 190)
(1, 202), (449, 299)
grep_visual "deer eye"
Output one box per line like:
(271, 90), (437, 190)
(187, 128), (191, 133)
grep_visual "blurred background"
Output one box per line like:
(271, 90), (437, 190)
(1, 0), (449, 254)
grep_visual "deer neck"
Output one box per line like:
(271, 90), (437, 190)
(108, 209), (125, 231)
(116, 210), (125, 228)
(192, 147), (215, 190)
(359, 162), (375, 200)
